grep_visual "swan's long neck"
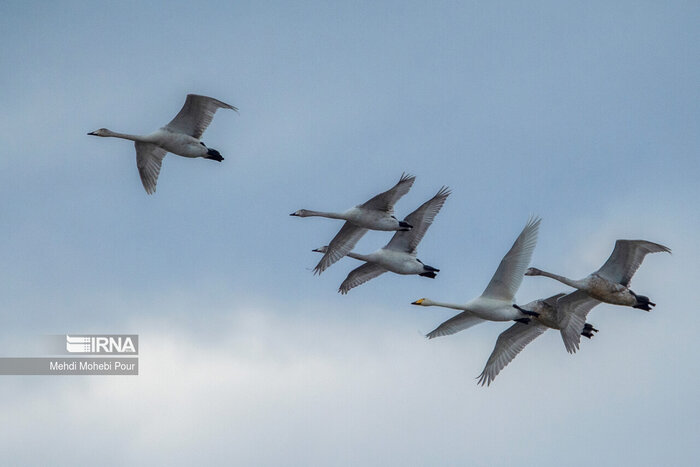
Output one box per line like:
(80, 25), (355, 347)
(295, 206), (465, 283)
(536, 270), (585, 289)
(103, 130), (148, 143)
(302, 210), (347, 220)
(425, 300), (467, 311)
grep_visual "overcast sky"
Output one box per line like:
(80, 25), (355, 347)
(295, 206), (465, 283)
(0, 1), (698, 465)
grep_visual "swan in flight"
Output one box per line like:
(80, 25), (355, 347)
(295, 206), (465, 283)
(291, 173), (416, 274)
(313, 186), (450, 294)
(88, 94), (237, 194)
(411, 216), (541, 324)
(476, 291), (601, 386)
(525, 240), (671, 311)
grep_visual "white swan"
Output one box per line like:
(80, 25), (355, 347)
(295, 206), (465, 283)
(292, 173), (416, 274)
(525, 239), (671, 311)
(411, 216), (541, 323)
(476, 291), (601, 386)
(88, 94), (236, 194)
(313, 186), (450, 294)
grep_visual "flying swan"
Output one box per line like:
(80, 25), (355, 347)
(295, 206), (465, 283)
(313, 186), (450, 293)
(525, 239), (671, 311)
(292, 173), (416, 274)
(476, 291), (601, 386)
(88, 94), (236, 194)
(411, 216), (542, 329)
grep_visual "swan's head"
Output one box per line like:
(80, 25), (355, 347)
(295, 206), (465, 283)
(411, 298), (433, 306)
(88, 128), (112, 137)
(312, 246), (329, 254)
(525, 267), (542, 276)
(290, 209), (310, 217)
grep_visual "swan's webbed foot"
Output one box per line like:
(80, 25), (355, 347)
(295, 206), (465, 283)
(513, 304), (540, 317)
(581, 323), (599, 339)
(630, 291), (655, 311)
(514, 318), (531, 325)
(399, 221), (413, 230)
(419, 271), (437, 279)
(206, 148), (224, 161)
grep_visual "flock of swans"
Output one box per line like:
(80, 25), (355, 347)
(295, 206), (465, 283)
(89, 94), (671, 386)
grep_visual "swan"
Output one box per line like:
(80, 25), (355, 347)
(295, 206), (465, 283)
(476, 291), (601, 386)
(411, 216), (541, 323)
(525, 240), (671, 311)
(88, 94), (237, 194)
(312, 186), (450, 294)
(291, 173), (416, 274)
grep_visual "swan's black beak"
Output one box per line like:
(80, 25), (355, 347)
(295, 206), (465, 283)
(87, 131), (96, 136)
(290, 212), (298, 216)
(411, 299), (425, 305)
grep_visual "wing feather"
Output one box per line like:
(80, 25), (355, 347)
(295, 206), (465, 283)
(595, 240), (671, 287)
(557, 290), (601, 354)
(165, 94), (236, 139)
(477, 322), (548, 386)
(385, 186), (450, 254)
(314, 223), (368, 275)
(338, 263), (387, 294)
(425, 311), (484, 339)
(481, 216), (541, 300)
(359, 173), (415, 213)
(135, 142), (167, 194)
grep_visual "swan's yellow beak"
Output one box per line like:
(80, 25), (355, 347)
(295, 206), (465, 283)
(411, 298), (425, 305)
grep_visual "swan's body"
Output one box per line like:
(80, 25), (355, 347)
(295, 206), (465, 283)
(526, 240), (671, 311)
(313, 186), (450, 294)
(412, 216), (541, 326)
(89, 94), (236, 194)
(292, 173), (415, 275)
(476, 291), (601, 386)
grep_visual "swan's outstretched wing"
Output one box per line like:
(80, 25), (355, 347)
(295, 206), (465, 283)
(165, 94), (237, 139)
(135, 142), (167, 194)
(426, 311), (484, 339)
(595, 240), (671, 287)
(481, 216), (541, 301)
(541, 293), (567, 308)
(314, 223), (368, 275)
(339, 263), (387, 294)
(359, 173), (415, 213)
(557, 290), (601, 354)
(385, 187), (450, 254)
(477, 321), (548, 386)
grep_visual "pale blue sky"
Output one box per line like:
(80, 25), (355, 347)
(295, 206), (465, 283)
(0, 1), (698, 465)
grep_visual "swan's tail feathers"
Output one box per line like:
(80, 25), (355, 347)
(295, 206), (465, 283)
(206, 148), (224, 161)
(581, 322), (599, 339)
(631, 291), (656, 311)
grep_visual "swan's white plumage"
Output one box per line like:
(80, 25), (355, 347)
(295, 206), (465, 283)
(359, 172), (416, 214)
(595, 240), (671, 287)
(425, 311), (483, 339)
(338, 263), (387, 293)
(481, 216), (540, 301)
(90, 94), (235, 194)
(135, 142), (167, 195)
(326, 186), (450, 294)
(165, 94), (237, 139)
(386, 186), (450, 254)
(477, 321), (548, 386)
(556, 291), (601, 354)
(312, 173), (416, 274)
